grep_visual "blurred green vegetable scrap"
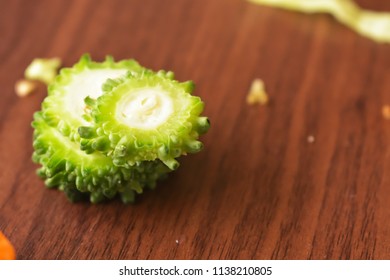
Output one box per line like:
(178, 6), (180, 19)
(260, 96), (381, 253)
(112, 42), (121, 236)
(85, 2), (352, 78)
(249, 0), (390, 43)
(25, 58), (62, 84)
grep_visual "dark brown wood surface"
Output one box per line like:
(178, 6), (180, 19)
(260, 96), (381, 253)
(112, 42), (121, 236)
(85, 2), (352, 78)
(1, 0), (390, 260)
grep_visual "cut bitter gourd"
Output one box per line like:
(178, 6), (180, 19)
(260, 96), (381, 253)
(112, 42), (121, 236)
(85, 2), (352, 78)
(78, 70), (210, 170)
(41, 54), (144, 141)
(32, 54), (209, 203)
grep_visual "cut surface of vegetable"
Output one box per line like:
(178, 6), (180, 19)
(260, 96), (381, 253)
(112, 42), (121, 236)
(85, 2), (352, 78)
(79, 70), (210, 170)
(117, 88), (174, 130)
(248, 0), (390, 43)
(41, 54), (145, 141)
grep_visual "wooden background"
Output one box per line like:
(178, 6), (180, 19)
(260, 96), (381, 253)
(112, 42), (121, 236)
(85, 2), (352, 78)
(1, 0), (390, 260)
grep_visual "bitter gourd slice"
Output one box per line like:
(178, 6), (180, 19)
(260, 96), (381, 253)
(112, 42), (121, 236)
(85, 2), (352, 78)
(32, 54), (209, 203)
(41, 54), (144, 141)
(78, 70), (210, 170)
(32, 112), (170, 203)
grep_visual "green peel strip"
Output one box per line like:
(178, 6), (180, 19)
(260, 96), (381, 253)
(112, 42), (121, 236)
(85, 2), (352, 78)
(248, 0), (390, 43)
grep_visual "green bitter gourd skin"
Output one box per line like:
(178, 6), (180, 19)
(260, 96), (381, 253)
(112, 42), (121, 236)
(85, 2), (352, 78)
(41, 54), (145, 142)
(78, 70), (210, 170)
(33, 112), (171, 203)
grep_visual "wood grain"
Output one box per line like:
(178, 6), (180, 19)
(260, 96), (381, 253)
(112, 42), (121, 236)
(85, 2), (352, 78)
(1, 0), (390, 260)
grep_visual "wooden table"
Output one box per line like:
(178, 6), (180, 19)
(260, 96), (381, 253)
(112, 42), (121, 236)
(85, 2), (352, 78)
(1, 0), (390, 260)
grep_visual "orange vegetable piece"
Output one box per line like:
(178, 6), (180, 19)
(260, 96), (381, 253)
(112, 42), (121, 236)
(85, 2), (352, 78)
(0, 231), (16, 260)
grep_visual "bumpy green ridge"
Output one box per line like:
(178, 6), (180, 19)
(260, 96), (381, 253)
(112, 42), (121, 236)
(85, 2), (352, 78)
(41, 54), (145, 142)
(78, 70), (210, 170)
(33, 112), (170, 203)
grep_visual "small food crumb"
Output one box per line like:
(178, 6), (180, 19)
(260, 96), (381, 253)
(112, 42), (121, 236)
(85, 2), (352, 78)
(15, 79), (37, 97)
(175, 239), (179, 244)
(25, 57), (62, 85)
(246, 78), (269, 105)
(307, 135), (315, 143)
(382, 105), (390, 120)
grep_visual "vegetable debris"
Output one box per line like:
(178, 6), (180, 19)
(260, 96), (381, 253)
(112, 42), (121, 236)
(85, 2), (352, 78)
(15, 79), (36, 97)
(0, 231), (15, 260)
(307, 135), (315, 143)
(248, 0), (390, 43)
(246, 78), (268, 105)
(32, 54), (209, 203)
(25, 57), (62, 84)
